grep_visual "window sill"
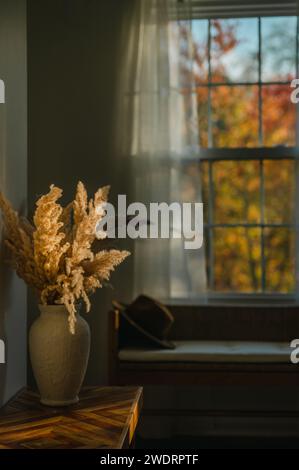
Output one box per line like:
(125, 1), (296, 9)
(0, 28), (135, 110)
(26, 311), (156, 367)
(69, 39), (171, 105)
(163, 294), (299, 308)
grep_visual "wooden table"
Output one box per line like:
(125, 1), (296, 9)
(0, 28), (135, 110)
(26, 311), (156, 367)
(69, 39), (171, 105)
(0, 386), (143, 449)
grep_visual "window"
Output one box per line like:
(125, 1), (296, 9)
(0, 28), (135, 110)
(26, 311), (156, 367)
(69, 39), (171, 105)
(192, 16), (298, 294)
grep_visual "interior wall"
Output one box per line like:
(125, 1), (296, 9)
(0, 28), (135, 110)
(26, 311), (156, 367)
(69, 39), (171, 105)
(27, 0), (131, 385)
(0, 0), (27, 406)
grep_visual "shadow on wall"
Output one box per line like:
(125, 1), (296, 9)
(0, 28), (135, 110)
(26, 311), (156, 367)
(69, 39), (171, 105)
(27, 0), (134, 386)
(0, 0), (27, 406)
(0, 239), (13, 405)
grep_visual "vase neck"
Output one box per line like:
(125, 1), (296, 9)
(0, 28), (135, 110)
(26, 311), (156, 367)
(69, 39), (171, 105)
(38, 304), (68, 316)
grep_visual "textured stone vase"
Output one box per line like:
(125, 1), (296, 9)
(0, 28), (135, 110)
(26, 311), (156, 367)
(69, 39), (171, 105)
(29, 304), (90, 406)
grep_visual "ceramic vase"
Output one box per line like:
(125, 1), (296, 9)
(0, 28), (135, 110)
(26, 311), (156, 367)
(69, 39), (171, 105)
(29, 304), (90, 406)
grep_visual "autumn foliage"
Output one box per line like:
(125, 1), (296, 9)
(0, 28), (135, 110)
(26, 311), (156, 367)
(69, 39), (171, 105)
(179, 18), (296, 293)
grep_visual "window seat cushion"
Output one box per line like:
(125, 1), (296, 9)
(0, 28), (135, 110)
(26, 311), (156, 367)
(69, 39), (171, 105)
(118, 340), (293, 363)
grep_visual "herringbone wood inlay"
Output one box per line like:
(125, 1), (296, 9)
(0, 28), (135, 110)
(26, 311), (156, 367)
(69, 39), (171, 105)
(0, 386), (143, 449)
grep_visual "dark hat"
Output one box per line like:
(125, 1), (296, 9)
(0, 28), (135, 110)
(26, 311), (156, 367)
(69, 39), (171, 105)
(112, 295), (175, 350)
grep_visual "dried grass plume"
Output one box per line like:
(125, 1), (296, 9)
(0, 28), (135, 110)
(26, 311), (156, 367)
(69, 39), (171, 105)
(0, 182), (130, 333)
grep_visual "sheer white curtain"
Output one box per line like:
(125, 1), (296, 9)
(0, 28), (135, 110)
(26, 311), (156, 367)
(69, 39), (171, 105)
(115, 0), (206, 301)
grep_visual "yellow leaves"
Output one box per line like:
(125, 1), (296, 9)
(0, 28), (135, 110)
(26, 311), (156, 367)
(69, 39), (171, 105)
(214, 227), (261, 292)
(211, 86), (259, 148)
(247, 205), (259, 223)
(0, 182), (130, 334)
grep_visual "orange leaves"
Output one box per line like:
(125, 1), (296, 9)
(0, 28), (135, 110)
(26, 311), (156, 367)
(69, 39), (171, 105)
(211, 19), (239, 55)
(262, 84), (296, 146)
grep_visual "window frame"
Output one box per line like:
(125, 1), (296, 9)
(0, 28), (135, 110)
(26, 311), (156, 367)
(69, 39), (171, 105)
(192, 15), (299, 296)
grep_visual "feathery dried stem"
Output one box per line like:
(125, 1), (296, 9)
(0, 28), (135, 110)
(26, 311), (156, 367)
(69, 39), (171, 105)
(0, 182), (130, 333)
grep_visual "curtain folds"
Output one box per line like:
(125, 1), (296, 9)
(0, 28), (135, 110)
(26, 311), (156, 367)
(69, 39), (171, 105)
(115, 0), (207, 301)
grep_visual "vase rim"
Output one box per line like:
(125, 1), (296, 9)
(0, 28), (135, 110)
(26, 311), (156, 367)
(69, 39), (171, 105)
(38, 303), (82, 316)
(38, 303), (66, 307)
(37, 303), (82, 307)
(38, 303), (68, 313)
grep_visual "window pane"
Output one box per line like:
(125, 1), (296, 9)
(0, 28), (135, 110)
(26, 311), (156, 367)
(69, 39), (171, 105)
(261, 16), (297, 82)
(262, 85), (296, 146)
(211, 18), (259, 83)
(264, 228), (295, 293)
(177, 90), (201, 149)
(200, 160), (209, 223)
(264, 159), (295, 224)
(211, 86), (259, 147)
(204, 227), (211, 284)
(213, 227), (261, 292)
(170, 21), (194, 89)
(213, 160), (260, 224)
(192, 19), (209, 85)
(178, 161), (202, 203)
(196, 87), (209, 147)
